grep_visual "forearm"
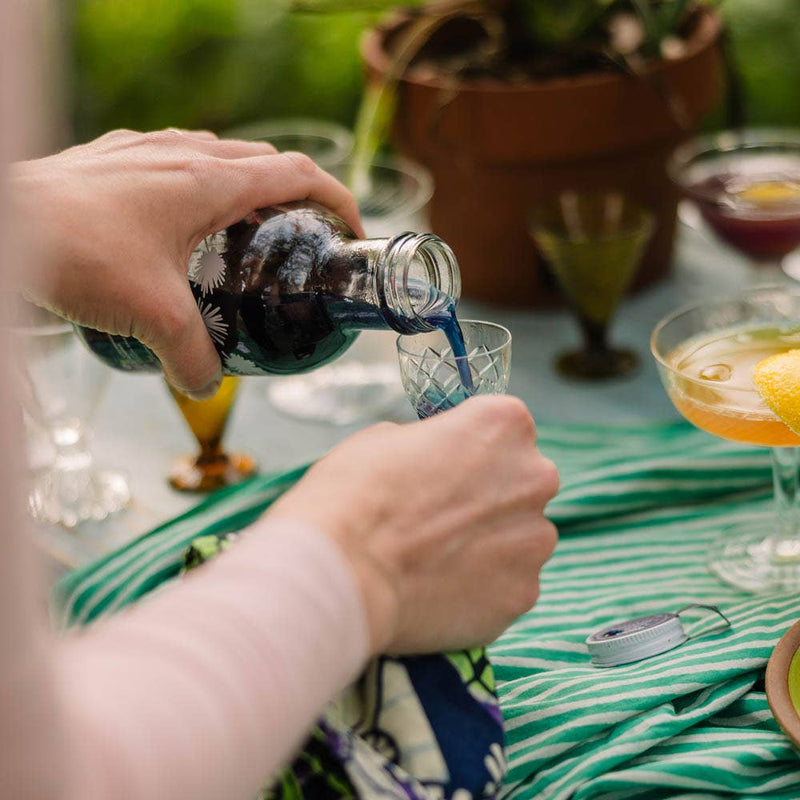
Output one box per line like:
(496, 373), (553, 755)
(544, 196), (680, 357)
(57, 520), (369, 800)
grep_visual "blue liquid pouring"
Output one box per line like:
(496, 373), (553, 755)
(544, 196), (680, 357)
(411, 288), (474, 419)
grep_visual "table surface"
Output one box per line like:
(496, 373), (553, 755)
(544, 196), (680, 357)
(32, 223), (779, 571)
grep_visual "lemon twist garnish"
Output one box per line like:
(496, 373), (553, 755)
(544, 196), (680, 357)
(736, 180), (800, 207)
(753, 349), (800, 434)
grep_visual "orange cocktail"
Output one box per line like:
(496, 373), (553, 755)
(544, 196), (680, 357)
(652, 287), (800, 594)
(665, 326), (800, 447)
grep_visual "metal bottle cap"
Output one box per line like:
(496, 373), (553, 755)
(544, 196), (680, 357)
(586, 605), (731, 668)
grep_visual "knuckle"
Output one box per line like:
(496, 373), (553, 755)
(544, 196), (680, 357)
(281, 151), (318, 178)
(100, 128), (138, 142)
(505, 579), (541, 620)
(142, 129), (185, 148)
(538, 519), (559, 559)
(534, 454), (560, 500)
(183, 153), (217, 184)
(143, 295), (196, 347)
(498, 395), (534, 429)
(469, 395), (531, 432)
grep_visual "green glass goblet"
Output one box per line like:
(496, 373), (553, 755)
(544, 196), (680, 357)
(529, 191), (654, 380)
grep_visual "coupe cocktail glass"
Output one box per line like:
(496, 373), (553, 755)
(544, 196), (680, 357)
(397, 320), (512, 419)
(652, 286), (800, 592)
(529, 191), (654, 380)
(670, 130), (800, 280)
(167, 376), (256, 492)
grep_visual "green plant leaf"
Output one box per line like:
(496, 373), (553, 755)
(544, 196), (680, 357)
(347, 12), (457, 195)
(349, 82), (397, 195)
(518, 0), (613, 47)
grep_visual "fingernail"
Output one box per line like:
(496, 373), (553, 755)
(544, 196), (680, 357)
(187, 371), (223, 402)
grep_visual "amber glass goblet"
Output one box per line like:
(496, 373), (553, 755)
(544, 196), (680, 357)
(529, 191), (654, 380)
(167, 376), (256, 492)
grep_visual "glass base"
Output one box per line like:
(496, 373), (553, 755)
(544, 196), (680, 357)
(30, 468), (131, 529)
(169, 452), (256, 493)
(709, 521), (800, 593)
(556, 348), (638, 380)
(267, 363), (405, 425)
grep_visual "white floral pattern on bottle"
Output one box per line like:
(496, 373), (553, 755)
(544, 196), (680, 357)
(225, 352), (269, 376)
(188, 233), (227, 295)
(197, 299), (228, 348)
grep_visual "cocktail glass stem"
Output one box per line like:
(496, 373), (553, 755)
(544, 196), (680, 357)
(555, 310), (637, 380)
(769, 447), (800, 561)
(30, 420), (130, 528)
(195, 441), (228, 468)
(51, 423), (94, 498)
(578, 315), (611, 358)
(168, 377), (256, 492)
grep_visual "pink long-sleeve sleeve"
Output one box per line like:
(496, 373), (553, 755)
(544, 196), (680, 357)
(58, 521), (370, 800)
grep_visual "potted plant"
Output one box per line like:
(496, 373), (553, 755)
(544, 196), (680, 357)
(294, 0), (725, 307)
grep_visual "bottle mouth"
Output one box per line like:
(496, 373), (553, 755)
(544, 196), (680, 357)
(380, 232), (461, 333)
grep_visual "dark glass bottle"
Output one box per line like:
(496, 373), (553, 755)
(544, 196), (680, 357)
(77, 202), (461, 376)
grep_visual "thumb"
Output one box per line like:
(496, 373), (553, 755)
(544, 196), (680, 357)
(134, 276), (222, 400)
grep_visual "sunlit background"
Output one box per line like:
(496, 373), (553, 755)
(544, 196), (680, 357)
(61, 0), (800, 144)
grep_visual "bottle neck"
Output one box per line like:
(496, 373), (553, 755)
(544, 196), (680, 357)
(340, 232), (461, 334)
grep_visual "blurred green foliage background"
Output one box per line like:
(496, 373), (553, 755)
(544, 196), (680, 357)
(68, 0), (800, 144)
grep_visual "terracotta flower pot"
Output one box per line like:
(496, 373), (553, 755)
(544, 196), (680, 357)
(362, 11), (724, 307)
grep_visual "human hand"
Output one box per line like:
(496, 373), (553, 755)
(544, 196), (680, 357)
(266, 395), (559, 656)
(10, 129), (364, 399)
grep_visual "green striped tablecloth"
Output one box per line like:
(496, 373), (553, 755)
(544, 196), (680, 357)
(54, 421), (800, 799)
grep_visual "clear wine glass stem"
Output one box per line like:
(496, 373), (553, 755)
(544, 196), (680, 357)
(50, 423), (95, 497)
(769, 446), (800, 562)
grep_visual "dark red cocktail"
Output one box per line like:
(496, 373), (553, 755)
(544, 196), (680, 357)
(670, 132), (800, 268)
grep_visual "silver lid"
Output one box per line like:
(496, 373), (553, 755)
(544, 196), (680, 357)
(586, 613), (688, 667)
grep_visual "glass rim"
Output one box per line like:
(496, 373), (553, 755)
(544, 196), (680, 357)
(528, 192), (655, 244)
(396, 319), (512, 360)
(222, 117), (354, 148)
(338, 155), (435, 220)
(650, 284), (800, 395)
(668, 127), (800, 196)
(7, 321), (73, 336)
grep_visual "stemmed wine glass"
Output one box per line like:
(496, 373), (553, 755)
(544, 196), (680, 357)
(670, 129), (800, 282)
(167, 376), (256, 492)
(529, 191), (654, 380)
(652, 286), (800, 593)
(396, 320), (512, 418)
(11, 311), (130, 528)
